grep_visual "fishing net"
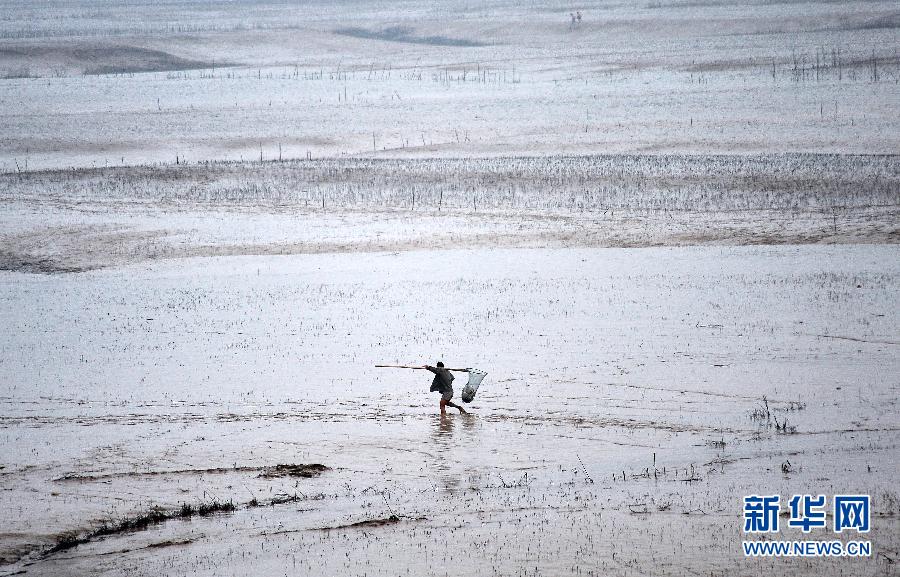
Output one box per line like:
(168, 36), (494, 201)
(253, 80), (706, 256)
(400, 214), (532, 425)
(460, 369), (487, 403)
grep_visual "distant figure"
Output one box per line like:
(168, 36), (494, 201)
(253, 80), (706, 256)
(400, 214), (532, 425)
(425, 361), (467, 415)
(577, 11), (582, 24)
(570, 12), (577, 28)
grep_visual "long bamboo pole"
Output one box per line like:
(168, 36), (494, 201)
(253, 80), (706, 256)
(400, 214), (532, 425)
(375, 364), (469, 372)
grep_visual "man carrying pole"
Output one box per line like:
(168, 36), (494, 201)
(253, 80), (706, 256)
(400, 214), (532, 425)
(424, 361), (467, 415)
(375, 362), (472, 415)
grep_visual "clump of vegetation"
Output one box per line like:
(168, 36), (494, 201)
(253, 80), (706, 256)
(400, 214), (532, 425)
(774, 415), (797, 434)
(878, 492), (899, 516)
(45, 499), (236, 557)
(94, 506), (170, 536)
(44, 531), (89, 555)
(749, 397), (772, 422)
(750, 397), (799, 433)
(196, 499), (236, 516)
(259, 463), (329, 478)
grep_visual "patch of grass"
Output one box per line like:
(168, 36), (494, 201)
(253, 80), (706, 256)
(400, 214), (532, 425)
(259, 463), (329, 478)
(44, 530), (89, 555)
(749, 396), (771, 422)
(45, 499), (236, 558)
(96, 506), (169, 535)
(197, 499), (235, 516)
(774, 416), (797, 434)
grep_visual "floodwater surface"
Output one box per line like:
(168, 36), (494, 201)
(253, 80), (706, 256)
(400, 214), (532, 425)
(1, 245), (898, 575)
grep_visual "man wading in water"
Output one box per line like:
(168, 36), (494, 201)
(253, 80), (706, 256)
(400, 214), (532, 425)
(424, 362), (467, 415)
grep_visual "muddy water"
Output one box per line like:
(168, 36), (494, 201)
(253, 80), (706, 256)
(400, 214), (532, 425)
(1, 245), (898, 575)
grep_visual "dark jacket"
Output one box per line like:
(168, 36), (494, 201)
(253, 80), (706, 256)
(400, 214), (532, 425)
(426, 365), (454, 394)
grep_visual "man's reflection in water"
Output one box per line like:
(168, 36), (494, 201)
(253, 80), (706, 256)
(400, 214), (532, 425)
(430, 413), (480, 492)
(460, 411), (477, 435)
(430, 413), (458, 491)
(432, 413), (456, 446)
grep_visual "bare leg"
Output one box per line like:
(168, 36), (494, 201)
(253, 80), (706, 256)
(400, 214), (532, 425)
(439, 398), (448, 415)
(446, 400), (467, 414)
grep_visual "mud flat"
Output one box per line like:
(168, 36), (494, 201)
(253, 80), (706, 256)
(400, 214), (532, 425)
(1, 153), (897, 274)
(1, 0), (898, 574)
(2, 0), (899, 170)
(0, 243), (898, 576)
